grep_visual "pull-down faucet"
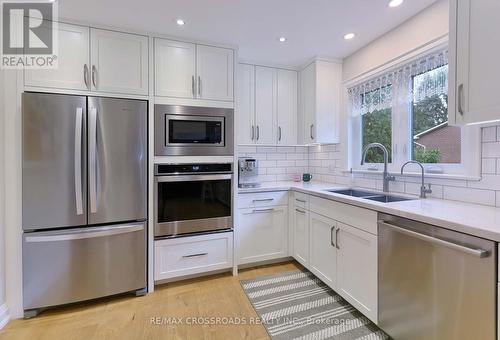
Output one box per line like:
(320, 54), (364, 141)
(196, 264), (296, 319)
(361, 143), (395, 193)
(401, 160), (432, 199)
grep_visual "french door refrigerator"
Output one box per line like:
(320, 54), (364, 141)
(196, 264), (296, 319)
(22, 92), (147, 317)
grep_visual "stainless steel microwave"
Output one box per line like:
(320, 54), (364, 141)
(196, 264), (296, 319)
(155, 105), (234, 156)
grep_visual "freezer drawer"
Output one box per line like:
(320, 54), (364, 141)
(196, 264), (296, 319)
(23, 222), (146, 311)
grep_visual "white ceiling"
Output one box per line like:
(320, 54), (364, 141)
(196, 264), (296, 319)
(58, 0), (439, 67)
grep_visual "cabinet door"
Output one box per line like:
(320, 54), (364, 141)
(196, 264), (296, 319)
(299, 63), (316, 144)
(336, 222), (378, 323)
(309, 212), (337, 289)
(236, 64), (256, 144)
(277, 69), (298, 145)
(25, 22), (90, 91)
(90, 29), (148, 95)
(155, 39), (196, 98)
(292, 207), (309, 267)
(238, 207), (287, 265)
(196, 45), (234, 101)
(451, 0), (500, 125)
(255, 66), (277, 144)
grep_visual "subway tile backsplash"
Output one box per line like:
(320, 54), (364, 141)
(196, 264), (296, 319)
(237, 126), (500, 207)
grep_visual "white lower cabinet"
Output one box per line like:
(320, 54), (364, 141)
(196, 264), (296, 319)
(292, 206), (309, 267)
(309, 212), (337, 289)
(154, 232), (233, 281)
(336, 222), (378, 323)
(237, 206), (288, 265)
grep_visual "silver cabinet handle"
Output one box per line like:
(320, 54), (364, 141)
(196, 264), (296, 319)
(458, 83), (464, 116)
(91, 65), (97, 89)
(198, 76), (202, 97)
(191, 75), (195, 97)
(310, 124), (314, 140)
(89, 107), (98, 213)
(252, 208), (274, 213)
(335, 228), (340, 249)
(182, 253), (208, 258)
(25, 224), (144, 243)
(379, 221), (489, 258)
(256, 126), (260, 140)
(83, 64), (89, 89)
(295, 208), (306, 214)
(278, 126), (282, 142)
(295, 199), (306, 203)
(74, 107), (84, 216)
(330, 226), (335, 247)
(251, 126), (255, 140)
(253, 198), (274, 202)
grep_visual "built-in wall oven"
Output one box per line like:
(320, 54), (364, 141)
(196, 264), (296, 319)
(155, 104), (234, 156)
(154, 163), (233, 238)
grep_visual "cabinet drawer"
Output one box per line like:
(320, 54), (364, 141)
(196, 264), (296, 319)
(237, 191), (288, 209)
(293, 191), (309, 210)
(309, 196), (377, 235)
(154, 232), (233, 281)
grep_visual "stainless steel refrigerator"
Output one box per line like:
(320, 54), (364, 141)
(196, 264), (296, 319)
(22, 92), (147, 317)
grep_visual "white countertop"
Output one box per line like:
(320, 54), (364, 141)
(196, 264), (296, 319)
(239, 181), (500, 242)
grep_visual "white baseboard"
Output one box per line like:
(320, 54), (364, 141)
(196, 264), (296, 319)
(0, 303), (10, 329)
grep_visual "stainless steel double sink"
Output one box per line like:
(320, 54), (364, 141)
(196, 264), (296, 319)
(325, 189), (416, 203)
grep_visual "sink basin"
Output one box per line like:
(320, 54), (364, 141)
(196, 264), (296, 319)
(363, 195), (415, 203)
(325, 188), (416, 203)
(326, 189), (382, 197)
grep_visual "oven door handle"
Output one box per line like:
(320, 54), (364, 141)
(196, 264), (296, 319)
(156, 174), (232, 182)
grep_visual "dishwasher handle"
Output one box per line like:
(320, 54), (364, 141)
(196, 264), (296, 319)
(379, 221), (490, 258)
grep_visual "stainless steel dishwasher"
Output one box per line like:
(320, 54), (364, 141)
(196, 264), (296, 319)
(378, 213), (496, 340)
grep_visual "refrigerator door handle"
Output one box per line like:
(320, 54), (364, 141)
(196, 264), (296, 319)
(74, 107), (84, 215)
(89, 107), (98, 214)
(25, 224), (144, 243)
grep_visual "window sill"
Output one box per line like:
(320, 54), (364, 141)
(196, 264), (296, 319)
(344, 169), (482, 182)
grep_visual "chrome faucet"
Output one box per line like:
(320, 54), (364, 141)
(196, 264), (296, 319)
(361, 143), (395, 193)
(401, 160), (432, 199)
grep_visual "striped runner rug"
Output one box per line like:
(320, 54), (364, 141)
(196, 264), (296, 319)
(241, 269), (389, 340)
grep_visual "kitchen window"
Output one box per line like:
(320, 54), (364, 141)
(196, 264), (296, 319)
(349, 49), (480, 177)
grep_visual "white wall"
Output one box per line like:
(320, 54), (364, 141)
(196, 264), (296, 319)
(342, 0), (449, 82)
(0, 69), (9, 326)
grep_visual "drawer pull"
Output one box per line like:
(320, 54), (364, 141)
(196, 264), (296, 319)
(253, 208), (274, 213)
(295, 199), (306, 203)
(295, 208), (306, 214)
(253, 198), (274, 203)
(182, 252), (208, 258)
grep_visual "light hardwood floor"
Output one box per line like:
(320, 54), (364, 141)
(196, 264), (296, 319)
(0, 261), (301, 340)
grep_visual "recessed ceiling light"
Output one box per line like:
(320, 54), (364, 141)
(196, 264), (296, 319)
(176, 19), (185, 26)
(278, 37), (287, 42)
(344, 33), (355, 40)
(389, 0), (404, 8)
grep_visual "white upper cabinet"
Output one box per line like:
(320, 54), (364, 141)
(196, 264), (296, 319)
(277, 69), (298, 145)
(236, 63), (298, 145)
(255, 66), (277, 145)
(25, 22), (90, 91)
(196, 45), (234, 101)
(298, 60), (341, 144)
(155, 40), (234, 102)
(90, 29), (148, 95)
(25, 24), (149, 96)
(237, 64), (256, 144)
(449, 0), (500, 125)
(154, 39), (196, 98)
